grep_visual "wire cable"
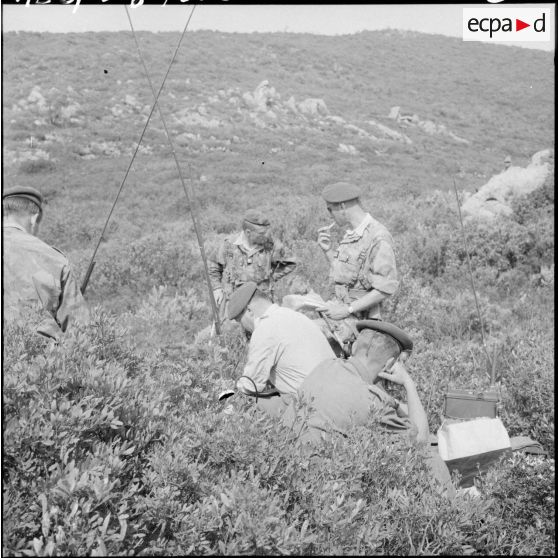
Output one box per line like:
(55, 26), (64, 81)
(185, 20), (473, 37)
(238, 375), (260, 404)
(80, 5), (197, 294)
(452, 177), (493, 373)
(125, 4), (221, 335)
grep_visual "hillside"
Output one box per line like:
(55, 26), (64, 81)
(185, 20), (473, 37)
(2, 31), (554, 270)
(2, 29), (555, 556)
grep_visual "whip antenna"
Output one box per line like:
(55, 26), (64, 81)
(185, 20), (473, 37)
(125, 5), (221, 335)
(451, 177), (493, 374)
(80, 5), (197, 295)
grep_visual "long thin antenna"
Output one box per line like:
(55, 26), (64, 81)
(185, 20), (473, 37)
(125, 5), (221, 335)
(80, 6), (196, 294)
(452, 177), (493, 373)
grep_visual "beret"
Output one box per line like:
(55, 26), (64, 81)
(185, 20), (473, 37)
(243, 210), (270, 227)
(321, 182), (361, 204)
(227, 282), (258, 320)
(3, 185), (43, 209)
(355, 320), (414, 352)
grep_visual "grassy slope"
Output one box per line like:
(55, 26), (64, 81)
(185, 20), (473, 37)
(1, 29), (554, 314)
(3, 31), (553, 256)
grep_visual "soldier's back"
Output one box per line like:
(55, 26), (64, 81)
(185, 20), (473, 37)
(3, 226), (69, 316)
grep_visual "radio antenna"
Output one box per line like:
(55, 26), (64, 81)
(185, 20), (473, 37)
(451, 177), (493, 375)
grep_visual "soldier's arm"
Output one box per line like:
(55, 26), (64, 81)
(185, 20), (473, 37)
(366, 238), (399, 294)
(270, 241), (297, 280)
(378, 361), (429, 444)
(57, 264), (91, 331)
(348, 290), (389, 314)
(352, 238), (398, 313)
(207, 242), (226, 290)
(236, 329), (278, 394)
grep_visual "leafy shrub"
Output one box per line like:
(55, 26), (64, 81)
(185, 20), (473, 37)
(402, 215), (553, 283)
(19, 157), (56, 174)
(479, 454), (555, 555)
(511, 169), (554, 225)
(3, 305), (555, 556)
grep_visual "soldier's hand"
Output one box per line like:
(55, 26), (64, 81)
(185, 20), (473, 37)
(378, 359), (413, 388)
(213, 288), (224, 306)
(316, 302), (350, 320)
(317, 223), (335, 252)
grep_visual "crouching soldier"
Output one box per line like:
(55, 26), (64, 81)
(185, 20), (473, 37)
(226, 282), (335, 412)
(208, 210), (296, 322)
(2, 186), (90, 341)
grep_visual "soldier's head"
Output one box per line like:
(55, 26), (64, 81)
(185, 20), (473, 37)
(321, 182), (363, 227)
(2, 186), (44, 235)
(227, 282), (272, 334)
(503, 155), (512, 169)
(351, 320), (413, 384)
(242, 210), (271, 248)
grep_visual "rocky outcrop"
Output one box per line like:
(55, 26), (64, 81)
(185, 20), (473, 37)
(388, 105), (469, 145)
(11, 86), (84, 127)
(297, 98), (329, 116)
(461, 149), (553, 221)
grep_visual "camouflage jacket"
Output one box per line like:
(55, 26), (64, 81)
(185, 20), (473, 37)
(2, 225), (91, 340)
(208, 231), (296, 302)
(329, 213), (398, 319)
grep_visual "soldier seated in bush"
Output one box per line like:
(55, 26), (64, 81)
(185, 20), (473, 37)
(226, 284), (454, 496)
(3, 185), (90, 341)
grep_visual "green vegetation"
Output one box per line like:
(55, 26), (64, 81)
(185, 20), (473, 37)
(2, 29), (554, 555)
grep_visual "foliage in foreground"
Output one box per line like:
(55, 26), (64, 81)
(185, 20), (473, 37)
(3, 177), (555, 556)
(2, 304), (554, 556)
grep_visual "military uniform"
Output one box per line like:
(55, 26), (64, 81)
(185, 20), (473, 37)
(208, 213), (296, 318)
(329, 213), (398, 319)
(2, 187), (90, 340)
(318, 182), (399, 351)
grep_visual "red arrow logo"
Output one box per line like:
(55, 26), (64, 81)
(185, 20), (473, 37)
(516, 19), (530, 31)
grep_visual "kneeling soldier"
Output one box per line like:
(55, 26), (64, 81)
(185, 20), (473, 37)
(3, 186), (90, 340)
(208, 210), (296, 321)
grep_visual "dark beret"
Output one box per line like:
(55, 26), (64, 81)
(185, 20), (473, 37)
(355, 320), (414, 352)
(3, 185), (43, 209)
(321, 182), (361, 204)
(243, 210), (270, 227)
(227, 282), (258, 320)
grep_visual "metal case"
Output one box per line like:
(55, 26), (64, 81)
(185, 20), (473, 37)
(443, 389), (499, 419)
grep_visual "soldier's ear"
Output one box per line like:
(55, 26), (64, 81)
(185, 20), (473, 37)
(30, 212), (41, 232)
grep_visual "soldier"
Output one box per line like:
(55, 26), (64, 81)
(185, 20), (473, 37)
(2, 186), (90, 341)
(315, 182), (398, 350)
(208, 210), (296, 321)
(224, 289), (454, 497)
(227, 282), (335, 399)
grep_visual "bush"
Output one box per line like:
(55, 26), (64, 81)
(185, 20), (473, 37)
(19, 157), (56, 174)
(479, 454), (555, 555)
(3, 306), (555, 556)
(402, 215), (554, 283)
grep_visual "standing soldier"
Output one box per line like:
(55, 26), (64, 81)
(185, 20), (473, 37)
(315, 182), (398, 348)
(2, 186), (90, 341)
(208, 210), (296, 321)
